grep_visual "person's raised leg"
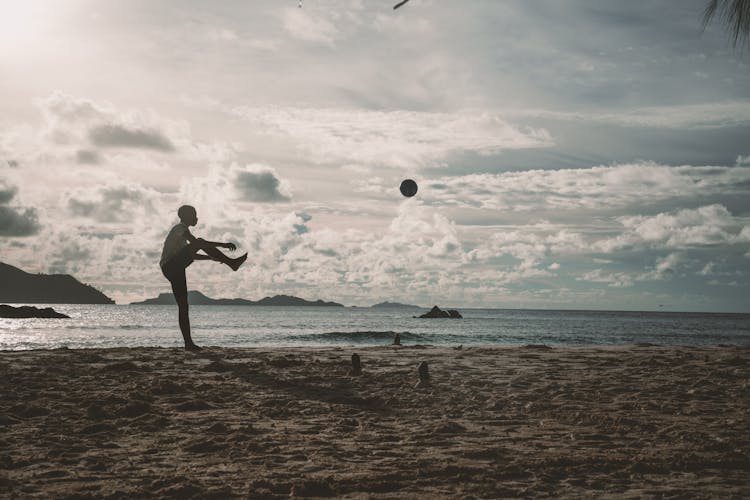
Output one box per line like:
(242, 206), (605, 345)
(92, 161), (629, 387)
(176, 294), (200, 351)
(189, 238), (247, 271)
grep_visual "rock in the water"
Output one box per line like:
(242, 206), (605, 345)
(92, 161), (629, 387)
(419, 305), (461, 319)
(420, 306), (449, 318)
(0, 304), (70, 319)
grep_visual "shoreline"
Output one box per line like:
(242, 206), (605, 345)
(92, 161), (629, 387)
(4, 340), (750, 353)
(2, 345), (749, 497)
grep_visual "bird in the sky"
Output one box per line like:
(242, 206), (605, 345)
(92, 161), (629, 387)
(299, 1), (412, 11)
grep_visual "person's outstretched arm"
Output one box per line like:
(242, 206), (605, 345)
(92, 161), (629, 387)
(203, 239), (236, 251)
(186, 231), (237, 251)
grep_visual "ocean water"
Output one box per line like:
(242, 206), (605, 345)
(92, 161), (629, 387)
(1, 305), (749, 351)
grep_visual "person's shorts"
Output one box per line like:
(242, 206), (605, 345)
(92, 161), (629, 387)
(161, 246), (194, 298)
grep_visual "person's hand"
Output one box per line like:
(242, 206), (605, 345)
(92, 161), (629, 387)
(225, 242), (237, 251)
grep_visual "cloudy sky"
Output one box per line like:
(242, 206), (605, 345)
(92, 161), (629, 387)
(1, 0), (749, 311)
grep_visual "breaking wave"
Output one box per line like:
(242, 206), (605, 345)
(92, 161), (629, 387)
(285, 330), (428, 343)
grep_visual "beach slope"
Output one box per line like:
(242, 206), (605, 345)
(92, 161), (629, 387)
(1, 345), (748, 498)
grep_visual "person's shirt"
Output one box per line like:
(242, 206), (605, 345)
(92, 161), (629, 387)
(160, 223), (193, 267)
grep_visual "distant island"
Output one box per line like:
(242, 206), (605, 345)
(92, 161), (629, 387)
(131, 290), (344, 307)
(0, 262), (114, 304)
(371, 301), (422, 309)
(0, 304), (70, 319)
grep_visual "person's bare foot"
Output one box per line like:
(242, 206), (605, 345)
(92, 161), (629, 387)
(230, 253), (248, 271)
(185, 343), (202, 351)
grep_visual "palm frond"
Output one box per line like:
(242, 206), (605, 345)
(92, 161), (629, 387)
(703, 0), (750, 47)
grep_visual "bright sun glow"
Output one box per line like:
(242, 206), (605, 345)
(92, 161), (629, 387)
(0, 2), (51, 53)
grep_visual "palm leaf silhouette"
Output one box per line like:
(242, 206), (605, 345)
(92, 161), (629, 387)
(703, 0), (750, 47)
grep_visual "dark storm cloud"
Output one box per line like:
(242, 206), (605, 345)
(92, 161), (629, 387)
(294, 213), (312, 234)
(56, 244), (91, 262)
(234, 169), (291, 203)
(48, 240), (94, 274)
(67, 186), (149, 222)
(76, 150), (101, 165)
(0, 184), (40, 236)
(0, 185), (17, 204)
(88, 124), (175, 152)
(0, 206), (40, 236)
(68, 200), (98, 218)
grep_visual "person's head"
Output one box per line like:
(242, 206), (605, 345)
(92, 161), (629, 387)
(177, 205), (198, 226)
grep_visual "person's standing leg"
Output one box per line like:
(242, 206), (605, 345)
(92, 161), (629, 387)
(176, 294), (199, 350)
(163, 255), (201, 351)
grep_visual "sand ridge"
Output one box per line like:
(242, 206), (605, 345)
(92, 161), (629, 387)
(1, 345), (749, 498)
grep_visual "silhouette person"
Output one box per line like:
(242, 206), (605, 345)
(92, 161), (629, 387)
(160, 205), (247, 350)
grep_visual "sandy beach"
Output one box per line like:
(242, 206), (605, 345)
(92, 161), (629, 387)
(1, 344), (748, 498)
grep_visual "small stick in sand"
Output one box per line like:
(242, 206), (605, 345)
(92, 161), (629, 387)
(350, 353), (362, 376)
(415, 361), (430, 387)
(393, 333), (401, 345)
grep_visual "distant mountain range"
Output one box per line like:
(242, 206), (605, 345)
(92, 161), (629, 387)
(0, 261), (425, 309)
(0, 262), (114, 304)
(131, 290), (344, 307)
(371, 301), (421, 309)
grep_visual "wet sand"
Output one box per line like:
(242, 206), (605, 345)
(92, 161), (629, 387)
(1, 344), (749, 498)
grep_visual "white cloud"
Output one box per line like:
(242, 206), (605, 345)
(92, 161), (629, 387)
(282, 7), (341, 46)
(422, 163), (750, 212)
(88, 124), (175, 152)
(233, 164), (292, 203)
(598, 205), (749, 252)
(699, 262), (716, 276)
(76, 150), (100, 165)
(0, 93), (237, 184)
(64, 183), (160, 223)
(179, 163), (293, 213)
(372, 11), (433, 36)
(514, 101), (750, 130)
(228, 106), (553, 169)
(35, 92), (183, 149)
(207, 27), (239, 43)
(637, 252), (682, 281)
(467, 223), (586, 269)
(578, 269), (634, 288)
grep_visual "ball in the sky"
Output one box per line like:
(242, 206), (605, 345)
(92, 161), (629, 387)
(399, 179), (418, 197)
